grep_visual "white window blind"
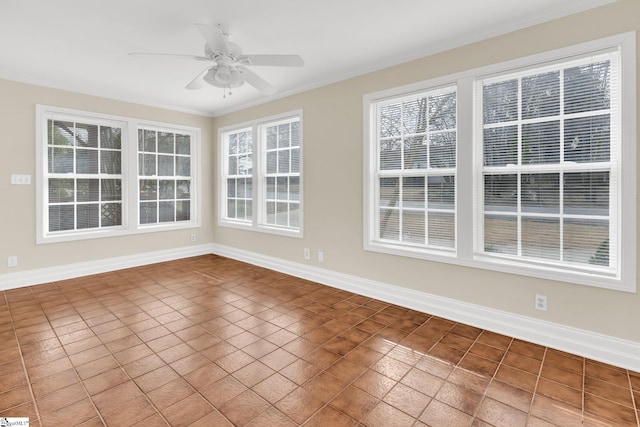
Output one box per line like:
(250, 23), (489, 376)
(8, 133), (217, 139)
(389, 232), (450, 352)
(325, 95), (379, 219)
(138, 128), (193, 225)
(219, 111), (303, 237)
(479, 51), (619, 273)
(374, 87), (457, 251)
(46, 117), (123, 234)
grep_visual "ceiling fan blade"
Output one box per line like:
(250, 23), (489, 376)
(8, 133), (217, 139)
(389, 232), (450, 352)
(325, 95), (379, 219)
(128, 52), (211, 62)
(237, 65), (276, 95)
(241, 54), (304, 67)
(196, 23), (228, 54)
(185, 68), (211, 90)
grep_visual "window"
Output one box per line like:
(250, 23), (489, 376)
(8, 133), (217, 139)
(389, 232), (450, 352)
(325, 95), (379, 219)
(37, 106), (200, 243)
(374, 87), (457, 253)
(219, 111), (302, 237)
(138, 128), (193, 225)
(364, 32), (636, 291)
(479, 54), (618, 273)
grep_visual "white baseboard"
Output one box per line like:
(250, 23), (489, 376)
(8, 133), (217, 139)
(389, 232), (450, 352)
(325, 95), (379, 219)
(2, 243), (638, 372)
(210, 243), (640, 372)
(0, 244), (214, 291)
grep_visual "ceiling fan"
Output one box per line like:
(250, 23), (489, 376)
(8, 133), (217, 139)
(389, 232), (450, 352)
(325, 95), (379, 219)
(129, 23), (304, 96)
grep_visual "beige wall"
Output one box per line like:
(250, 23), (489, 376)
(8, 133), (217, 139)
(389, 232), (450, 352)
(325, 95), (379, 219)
(212, 0), (640, 343)
(0, 80), (215, 273)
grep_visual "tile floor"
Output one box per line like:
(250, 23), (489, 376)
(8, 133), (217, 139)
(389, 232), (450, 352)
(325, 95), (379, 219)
(1, 254), (639, 426)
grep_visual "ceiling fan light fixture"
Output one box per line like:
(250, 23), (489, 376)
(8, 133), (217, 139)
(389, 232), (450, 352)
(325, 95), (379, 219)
(214, 64), (231, 84)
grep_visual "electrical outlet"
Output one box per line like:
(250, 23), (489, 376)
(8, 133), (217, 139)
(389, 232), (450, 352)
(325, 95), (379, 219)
(7, 256), (17, 268)
(303, 248), (310, 260)
(10, 174), (31, 185)
(190, 233), (196, 242)
(535, 294), (547, 311)
(317, 251), (324, 262)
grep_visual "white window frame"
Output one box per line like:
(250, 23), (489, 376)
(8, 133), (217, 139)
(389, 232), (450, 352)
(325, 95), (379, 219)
(218, 110), (303, 238)
(364, 32), (636, 292)
(36, 105), (201, 244)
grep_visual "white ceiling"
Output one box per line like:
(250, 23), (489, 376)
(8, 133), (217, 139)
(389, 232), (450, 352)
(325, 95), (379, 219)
(0, 0), (614, 117)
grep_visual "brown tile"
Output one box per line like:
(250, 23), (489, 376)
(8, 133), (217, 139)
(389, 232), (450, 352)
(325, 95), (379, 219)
(529, 395), (583, 427)
(585, 360), (630, 388)
(83, 367), (129, 395)
(147, 377), (195, 410)
(495, 364), (538, 393)
(485, 379), (533, 413)
(218, 389), (271, 425)
(260, 348), (298, 371)
(245, 407), (297, 427)
(383, 382), (431, 417)
(200, 375), (247, 407)
(36, 382), (88, 415)
(26, 357), (74, 382)
(113, 343), (154, 365)
(280, 358), (320, 386)
(330, 385), (379, 420)
(364, 401), (417, 427)
(275, 387), (325, 424)
(353, 369), (397, 399)
(434, 381), (483, 415)
(0, 386), (32, 412)
(537, 377), (582, 409)
(503, 351), (542, 374)
(30, 368), (80, 398)
(39, 398), (99, 427)
(419, 399), (473, 426)
(253, 373), (298, 404)
(458, 352), (500, 377)
(540, 363), (583, 389)
(302, 371), (348, 403)
(327, 357), (368, 383)
(123, 354), (165, 378)
(169, 352), (211, 376)
(475, 397), (528, 427)
(75, 355), (119, 380)
(134, 365), (180, 393)
(233, 360), (275, 387)
(187, 409), (233, 427)
(162, 393), (215, 426)
(401, 367), (446, 397)
(102, 394), (157, 426)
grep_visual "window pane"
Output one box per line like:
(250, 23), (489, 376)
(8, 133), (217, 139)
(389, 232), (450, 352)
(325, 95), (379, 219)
(380, 104), (401, 137)
(101, 179), (121, 201)
(380, 209), (400, 240)
(380, 177), (399, 208)
(158, 155), (174, 176)
(564, 115), (610, 163)
(430, 132), (456, 168)
(266, 126), (277, 150)
(522, 121), (560, 164)
(522, 71), (560, 119)
(228, 199), (237, 218)
(484, 175), (517, 212)
(278, 150), (290, 174)
(100, 126), (121, 149)
(76, 149), (99, 174)
(176, 180), (190, 199)
(429, 212), (455, 248)
(483, 79), (518, 124)
(266, 201), (275, 223)
(266, 151), (277, 174)
(49, 147), (73, 173)
(429, 91), (456, 131)
(380, 139), (402, 170)
(176, 157), (190, 176)
(101, 203), (122, 227)
(159, 180), (175, 199)
(140, 180), (157, 200)
(228, 178), (237, 198)
(402, 177), (424, 208)
(140, 201), (157, 224)
(403, 210), (425, 243)
(101, 150), (121, 174)
(278, 124), (290, 148)
(402, 98), (427, 134)
(77, 179), (99, 202)
(51, 121), (74, 146)
(277, 176), (288, 200)
(521, 173), (559, 214)
(159, 201), (175, 222)
(291, 121), (300, 146)
(49, 178), (74, 203)
(564, 61), (610, 114)
(564, 172), (609, 215)
(77, 204), (99, 229)
(276, 202), (288, 226)
(290, 176), (300, 201)
(564, 219), (609, 266)
(484, 126), (517, 166)
(404, 136), (427, 169)
(76, 124), (98, 148)
(140, 153), (156, 176)
(290, 202), (300, 227)
(176, 200), (190, 221)
(143, 130), (156, 152)
(49, 205), (74, 232)
(228, 155), (238, 175)
(522, 217), (560, 260)
(176, 134), (190, 155)
(291, 148), (300, 173)
(158, 132), (174, 154)
(428, 176), (455, 209)
(484, 215), (517, 255)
